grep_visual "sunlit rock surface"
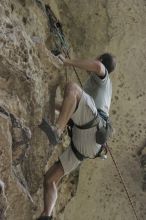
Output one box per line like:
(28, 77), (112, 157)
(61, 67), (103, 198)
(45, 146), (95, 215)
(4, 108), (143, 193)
(0, 0), (146, 220)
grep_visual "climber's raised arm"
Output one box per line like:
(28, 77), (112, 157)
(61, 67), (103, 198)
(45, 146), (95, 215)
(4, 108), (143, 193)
(58, 55), (105, 78)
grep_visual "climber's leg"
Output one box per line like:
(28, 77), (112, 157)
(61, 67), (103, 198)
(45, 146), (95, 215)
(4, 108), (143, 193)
(56, 82), (82, 133)
(39, 82), (82, 145)
(40, 161), (64, 218)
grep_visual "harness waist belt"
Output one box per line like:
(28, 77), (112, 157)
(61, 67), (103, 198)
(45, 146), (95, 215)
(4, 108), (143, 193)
(70, 139), (104, 161)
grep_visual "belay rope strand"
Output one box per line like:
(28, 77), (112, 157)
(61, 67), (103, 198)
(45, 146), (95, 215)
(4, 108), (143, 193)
(35, 2), (139, 219)
(107, 145), (139, 220)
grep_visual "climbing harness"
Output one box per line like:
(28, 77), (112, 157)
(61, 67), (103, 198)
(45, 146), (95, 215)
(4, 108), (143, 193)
(67, 119), (108, 161)
(35, 2), (140, 219)
(74, 109), (113, 145)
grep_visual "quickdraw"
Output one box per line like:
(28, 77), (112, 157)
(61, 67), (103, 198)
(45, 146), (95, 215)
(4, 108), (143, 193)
(45, 4), (83, 86)
(45, 5), (68, 52)
(36, 0), (83, 86)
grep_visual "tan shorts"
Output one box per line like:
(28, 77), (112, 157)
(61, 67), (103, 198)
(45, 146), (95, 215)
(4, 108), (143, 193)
(59, 91), (101, 175)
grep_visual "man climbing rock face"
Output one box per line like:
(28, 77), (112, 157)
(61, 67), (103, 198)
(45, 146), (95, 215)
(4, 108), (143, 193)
(37, 53), (116, 220)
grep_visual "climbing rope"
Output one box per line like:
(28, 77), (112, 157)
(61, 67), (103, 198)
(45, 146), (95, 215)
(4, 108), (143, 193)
(35, 2), (139, 219)
(45, 5), (68, 51)
(63, 50), (83, 87)
(107, 145), (139, 220)
(36, 1), (83, 87)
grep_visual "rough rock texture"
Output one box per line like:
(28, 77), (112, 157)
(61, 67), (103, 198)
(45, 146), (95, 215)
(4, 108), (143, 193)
(1, 0), (146, 220)
(0, 1), (76, 220)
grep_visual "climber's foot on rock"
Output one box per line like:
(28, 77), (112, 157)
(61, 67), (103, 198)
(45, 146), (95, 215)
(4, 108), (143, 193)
(39, 118), (61, 145)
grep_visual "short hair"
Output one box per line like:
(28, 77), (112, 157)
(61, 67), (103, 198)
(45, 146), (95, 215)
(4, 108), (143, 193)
(99, 53), (116, 73)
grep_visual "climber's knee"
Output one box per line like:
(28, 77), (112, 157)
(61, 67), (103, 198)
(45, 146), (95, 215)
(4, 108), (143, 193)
(44, 161), (64, 188)
(64, 82), (82, 102)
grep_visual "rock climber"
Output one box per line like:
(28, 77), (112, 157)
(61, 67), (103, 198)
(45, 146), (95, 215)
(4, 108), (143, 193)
(37, 52), (116, 220)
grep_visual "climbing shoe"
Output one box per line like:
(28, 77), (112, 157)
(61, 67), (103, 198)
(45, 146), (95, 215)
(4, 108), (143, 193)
(39, 118), (61, 145)
(37, 216), (52, 220)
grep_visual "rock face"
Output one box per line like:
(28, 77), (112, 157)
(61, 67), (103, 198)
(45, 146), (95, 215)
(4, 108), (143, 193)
(0, 0), (146, 220)
(0, 1), (69, 219)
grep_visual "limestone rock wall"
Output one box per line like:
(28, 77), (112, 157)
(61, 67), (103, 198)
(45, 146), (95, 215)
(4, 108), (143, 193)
(1, 0), (146, 220)
(0, 1), (73, 220)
